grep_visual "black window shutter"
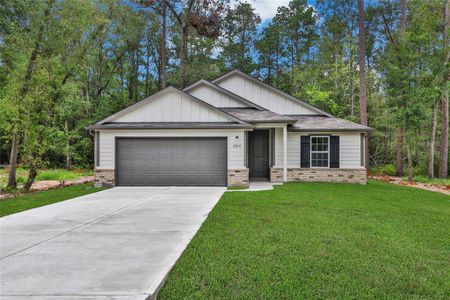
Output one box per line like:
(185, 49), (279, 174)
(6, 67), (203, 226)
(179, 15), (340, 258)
(300, 136), (310, 168)
(330, 136), (340, 168)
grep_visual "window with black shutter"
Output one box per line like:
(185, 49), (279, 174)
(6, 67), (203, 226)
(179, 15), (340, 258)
(330, 136), (340, 168)
(300, 136), (310, 168)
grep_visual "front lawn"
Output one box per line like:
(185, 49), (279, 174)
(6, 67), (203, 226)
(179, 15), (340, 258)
(0, 183), (106, 217)
(159, 180), (450, 299)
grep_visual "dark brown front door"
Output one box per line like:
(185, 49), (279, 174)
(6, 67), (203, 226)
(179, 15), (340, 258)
(248, 130), (269, 179)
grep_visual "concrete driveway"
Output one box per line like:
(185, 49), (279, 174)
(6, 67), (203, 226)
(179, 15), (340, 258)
(0, 186), (225, 300)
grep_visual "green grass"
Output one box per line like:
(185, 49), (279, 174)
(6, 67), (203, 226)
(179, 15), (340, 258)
(0, 168), (93, 189)
(159, 180), (450, 299)
(0, 183), (106, 217)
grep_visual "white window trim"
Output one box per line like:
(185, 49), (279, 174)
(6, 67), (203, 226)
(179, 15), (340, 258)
(310, 136), (330, 168)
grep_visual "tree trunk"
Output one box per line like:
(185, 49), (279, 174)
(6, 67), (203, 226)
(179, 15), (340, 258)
(161, 1), (167, 88)
(7, 131), (19, 188)
(23, 161), (37, 192)
(395, 0), (407, 178)
(179, 26), (188, 88)
(428, 101), (438, 178)
(439, 90), (449, 178)
(145, 42), (150, 96)
(400, 0), (406, 33)
(358, 0), (369, 170)
(396, 127), (403, 177)
(406, 133), (413, 182)
(65, 120), (72, 170)
(349, 50), (354, 118)
(439, 1), (449, 179)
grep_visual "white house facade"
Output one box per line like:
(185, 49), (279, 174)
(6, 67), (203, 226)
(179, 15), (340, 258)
(87, 69), (371, 187)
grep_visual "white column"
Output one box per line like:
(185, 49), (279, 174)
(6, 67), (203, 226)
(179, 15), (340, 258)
(283, 125), (287, 182)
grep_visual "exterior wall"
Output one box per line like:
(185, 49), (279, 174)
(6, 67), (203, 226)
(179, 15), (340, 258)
(113, 91), (230, 122)
(274, 130), (364, 169)
(270, 168), (367, 184)
(228, 168), (249, 187)
(94, 169), (115, 187)
(96, 129), (247, 169)
(216, 74), (318, 115)
(188, 84), (249, 108)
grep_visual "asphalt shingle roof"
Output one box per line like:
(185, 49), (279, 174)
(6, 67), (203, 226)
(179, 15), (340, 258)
(220, 108), (296, 123)
(288, 115), (372, 132)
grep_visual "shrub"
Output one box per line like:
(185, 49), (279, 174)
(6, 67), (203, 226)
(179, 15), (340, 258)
(371, 164), (396, 176)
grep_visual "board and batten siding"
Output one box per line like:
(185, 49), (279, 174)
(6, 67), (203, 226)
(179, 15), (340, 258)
(112, 91), (230, 122)
(274, 129), (364, 169)
(97, 129), (246, 169)
(188, 85), (249, 108)
(216, 74), (318, 115)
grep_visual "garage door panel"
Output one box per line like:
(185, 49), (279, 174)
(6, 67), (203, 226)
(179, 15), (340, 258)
(116, 138), (227, 186)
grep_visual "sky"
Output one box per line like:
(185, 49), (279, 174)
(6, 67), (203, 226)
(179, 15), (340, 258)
(242, 0), (291, 20)
(235, 0), (319, 30)
(236, 0), (319, 21)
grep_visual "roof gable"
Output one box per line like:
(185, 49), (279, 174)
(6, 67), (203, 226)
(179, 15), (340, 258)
(96, 86), (248, 124)
(183, 79), (264, 110)
(213, 69), (332, 117)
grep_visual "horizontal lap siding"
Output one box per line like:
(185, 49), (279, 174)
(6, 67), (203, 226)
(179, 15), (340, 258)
(217, 75), (318, 115)
(188, 85), (248, 108)
(97, 129), (246, 169)
(274, 131), (363, 169)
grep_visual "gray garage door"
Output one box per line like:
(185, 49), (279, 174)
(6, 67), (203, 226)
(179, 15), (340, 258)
(116, 138), (227, 186)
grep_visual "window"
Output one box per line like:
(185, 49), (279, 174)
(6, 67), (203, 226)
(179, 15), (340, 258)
(311, 136), (329, 168)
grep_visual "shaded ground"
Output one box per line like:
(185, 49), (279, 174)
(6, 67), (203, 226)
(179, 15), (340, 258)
(159, 181), (450, 299)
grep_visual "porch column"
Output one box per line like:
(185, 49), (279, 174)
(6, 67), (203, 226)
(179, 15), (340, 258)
(283, 125), (287, 182)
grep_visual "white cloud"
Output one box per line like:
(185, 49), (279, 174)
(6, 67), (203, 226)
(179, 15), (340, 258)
(232, 0), (291, 21)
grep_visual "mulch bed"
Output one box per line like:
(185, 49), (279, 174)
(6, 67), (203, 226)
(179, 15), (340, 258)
(370, 175), (450, 196)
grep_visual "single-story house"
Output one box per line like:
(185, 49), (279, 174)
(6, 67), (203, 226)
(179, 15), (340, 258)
(87, 69), (371, 187)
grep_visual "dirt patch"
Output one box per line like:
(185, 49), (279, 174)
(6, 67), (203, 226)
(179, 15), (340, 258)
(0, 176), (94, 200)
(30, 176), (94, 191)
(370, 175), (450, 196)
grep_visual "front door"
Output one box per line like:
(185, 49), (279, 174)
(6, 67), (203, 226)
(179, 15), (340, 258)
(248, 130), (269, 180)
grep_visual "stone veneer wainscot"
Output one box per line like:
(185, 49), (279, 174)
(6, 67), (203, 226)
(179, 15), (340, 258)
(94, 169), (115, 187)
(228, 168), (249, 187)
(270, 168), (367, 184)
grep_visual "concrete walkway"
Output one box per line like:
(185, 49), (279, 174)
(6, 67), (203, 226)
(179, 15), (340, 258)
(227, 181), (283, 192)
(0, 186), (225, 300)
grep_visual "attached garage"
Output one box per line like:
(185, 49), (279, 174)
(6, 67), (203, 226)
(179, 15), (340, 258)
(115, 137), (227, 186)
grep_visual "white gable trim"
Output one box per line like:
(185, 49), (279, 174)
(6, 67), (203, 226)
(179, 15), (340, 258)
(183, 79), (265, 110)
(96, 86), (250, 125)
(212, 69), (333, 117)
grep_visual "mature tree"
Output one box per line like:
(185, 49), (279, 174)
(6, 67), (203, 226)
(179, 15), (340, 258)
(439, 0), (449, 179)
(358, 0), (369, 169)
(396, 0), (407, 177)
(1, 0), (56, 188)
(164, 0), (225, 87)
(256, 23), (283, 84)
(220, 1), (260, 74)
